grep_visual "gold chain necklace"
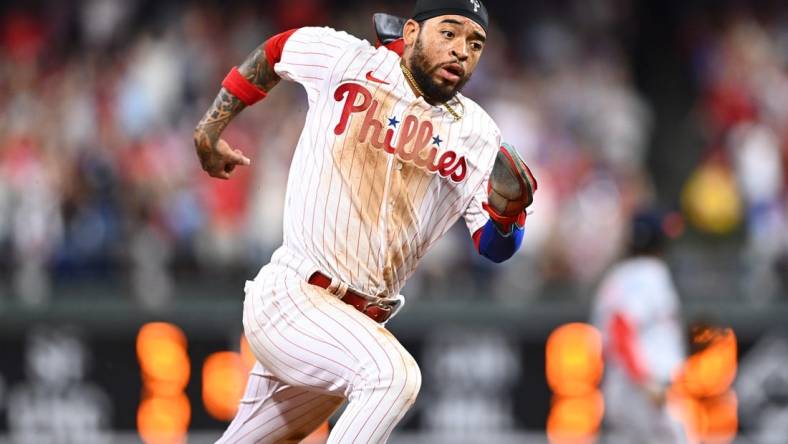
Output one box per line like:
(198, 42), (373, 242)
(400, 61), (462, 121)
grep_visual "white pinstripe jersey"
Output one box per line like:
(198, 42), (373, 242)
(267, 26), (501, 299)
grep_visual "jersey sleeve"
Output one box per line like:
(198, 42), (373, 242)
(273, 27), (362, 90)
(462, 123), (502, 236)
(463, 176), (492, 235)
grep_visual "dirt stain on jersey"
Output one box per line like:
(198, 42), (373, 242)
(331, 82), (462, 293)
(332, 87), (396, 228)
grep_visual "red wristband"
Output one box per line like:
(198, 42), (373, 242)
(222, 67), (267, 106)
(482, 202), (526, 233)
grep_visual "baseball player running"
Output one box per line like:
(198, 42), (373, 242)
(591, 211), (687, 444)
(193, 1), (536, 442)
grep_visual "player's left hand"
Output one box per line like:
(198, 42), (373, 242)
(482, 143), (537, 227)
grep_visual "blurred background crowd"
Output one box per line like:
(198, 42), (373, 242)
(0, 0), (785, 308)
(0, 0), (787, 442)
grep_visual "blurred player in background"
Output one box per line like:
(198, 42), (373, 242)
(591, 210), (687, 444)
(192, 0), (536, 442)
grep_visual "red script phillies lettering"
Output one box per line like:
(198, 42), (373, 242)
(333, 83), (467, 182)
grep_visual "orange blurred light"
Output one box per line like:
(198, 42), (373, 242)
(137, 323), (191, 395)
(137, 394), (191, 444)
(547, 392), (604, 444)
(546, 323), (604, 397)
(203, 351), (247, 421)
(137, 322), (187, 354)
(302, 422), (330, 444)
(669, 328), (738, 443)
(677, 329), (737, 398)
(702, 392), (738, 444)
(670, 391), (738, 444)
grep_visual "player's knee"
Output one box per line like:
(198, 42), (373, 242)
(353, 347), (422, 409)
(379, 351), (422, 409)
(398, 353), (422, 408)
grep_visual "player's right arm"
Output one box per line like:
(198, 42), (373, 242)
(193, 34), (286, 179)
(194, 27), (362, 180)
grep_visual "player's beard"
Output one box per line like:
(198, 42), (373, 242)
(407, 37), (471, 104)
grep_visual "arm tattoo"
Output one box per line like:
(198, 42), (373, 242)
(196, 90), (244, 145)
(194, 44), (281, 151)
(239, 46), (281, 92)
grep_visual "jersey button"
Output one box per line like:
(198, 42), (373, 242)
(395, 161), (403, 170)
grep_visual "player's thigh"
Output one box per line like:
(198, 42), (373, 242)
(243, 270), (363, 396)
(243, 268), (418, 397)
(217, 361), (344, 444)
(296, 280), (422, 399)
(305, 288), (421, 444)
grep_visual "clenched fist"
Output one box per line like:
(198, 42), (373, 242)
(194, 136), (251, 180)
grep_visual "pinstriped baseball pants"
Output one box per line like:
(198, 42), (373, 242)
(216, 263), (421, 444)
